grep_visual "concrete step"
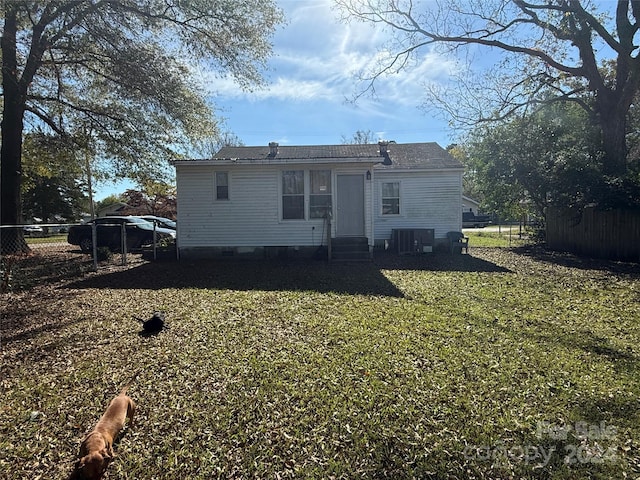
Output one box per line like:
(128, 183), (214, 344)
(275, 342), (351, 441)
(330, 237), (371, 261)
(331, 236), (369, 247)
(331, 250), (372, 261)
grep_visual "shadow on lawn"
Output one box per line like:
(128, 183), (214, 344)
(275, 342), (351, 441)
(513, 245), (640, 277)
(535, 327), (639, 376)
(373, 250), (512, 273)
(0, 290), (85, 344)
(574, 390), (640, 426)
(63, 252), (510, 296)
(64, 259), (406, 297)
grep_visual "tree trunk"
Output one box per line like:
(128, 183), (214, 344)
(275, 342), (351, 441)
(1, 8), (29, 254)
(0, 126), (28, 253)
(597, 96), (629, 178)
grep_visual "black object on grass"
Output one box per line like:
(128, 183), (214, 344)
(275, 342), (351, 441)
(135, 311), (166, 335)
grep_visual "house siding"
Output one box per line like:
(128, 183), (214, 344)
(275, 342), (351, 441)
(176, 163), (374, 255)
(373, 170), (462, 244)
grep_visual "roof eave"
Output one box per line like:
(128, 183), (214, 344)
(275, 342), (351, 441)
(173, 157), (384, 166)
(375, 166), (465, 173)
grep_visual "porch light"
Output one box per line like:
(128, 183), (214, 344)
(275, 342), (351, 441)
(366, 170), (371, 180)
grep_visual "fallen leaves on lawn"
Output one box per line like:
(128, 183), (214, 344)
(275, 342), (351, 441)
(1, 248), (639, 479)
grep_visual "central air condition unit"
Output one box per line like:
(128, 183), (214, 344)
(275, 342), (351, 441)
(392, 228), (435, 255)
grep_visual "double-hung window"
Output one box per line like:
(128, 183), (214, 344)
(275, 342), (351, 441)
(215, 171), (229, 200)
(382, 182), (400, 215)
(282, 170), (305, 219)
(309, 170), (332, 219)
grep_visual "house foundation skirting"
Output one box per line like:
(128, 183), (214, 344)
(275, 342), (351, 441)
(179, 238), (453, 260)
(373, 237), (451, 253)
(178, 245), (327, 260)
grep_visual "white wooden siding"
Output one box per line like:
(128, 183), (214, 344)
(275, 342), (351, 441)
(373, 170), (463, 242)
(176, 163), (374, 248)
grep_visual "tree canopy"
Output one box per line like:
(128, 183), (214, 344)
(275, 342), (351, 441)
(1, 1), (283, 253)
(120, 186), (177, 219)
(465, 102), (610, 218)
(197, 130), (246, 159)
(21, 132), (88, 222)
(336, 0), (640, 180)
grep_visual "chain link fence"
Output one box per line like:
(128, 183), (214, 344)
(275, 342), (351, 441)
(1, 222), (176, 293)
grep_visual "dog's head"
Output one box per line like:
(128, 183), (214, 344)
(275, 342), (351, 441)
(73, 450), (111, 480)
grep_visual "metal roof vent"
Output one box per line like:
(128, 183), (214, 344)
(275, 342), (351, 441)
(268, 142), (279, 156)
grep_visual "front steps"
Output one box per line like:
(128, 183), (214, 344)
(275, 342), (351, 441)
(330, 237), (371, 262)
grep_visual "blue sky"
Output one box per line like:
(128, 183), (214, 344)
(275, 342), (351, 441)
(208, 0), (456, 147)
(94, 0), (457, 200)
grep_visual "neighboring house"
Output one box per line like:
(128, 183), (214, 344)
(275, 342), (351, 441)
(97, 202), (129, 218)
(97, 201), (178, 220)
(462, 196), (481, 215)
(173, 141), (464, 259)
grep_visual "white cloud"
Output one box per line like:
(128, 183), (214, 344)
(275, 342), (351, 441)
(199, 0), (456, 112)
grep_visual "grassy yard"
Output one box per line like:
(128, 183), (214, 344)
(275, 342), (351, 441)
(24, 234), (68, 245)
(463, 226), (534, 248)
(1, 247), (639, 479)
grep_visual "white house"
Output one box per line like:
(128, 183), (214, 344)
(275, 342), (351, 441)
(173, 141), (464, 259)
(462, 196), (481, 215)
(96, 202), (129, 218)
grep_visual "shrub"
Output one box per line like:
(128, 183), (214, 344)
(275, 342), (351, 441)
(95, 246), (112, 262)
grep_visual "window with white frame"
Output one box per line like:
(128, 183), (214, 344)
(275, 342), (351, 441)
(282, 170), (304, 219)
(382, 182), (400, 215)
(309, 170), (332, 219)
(215, 171), (229, 200)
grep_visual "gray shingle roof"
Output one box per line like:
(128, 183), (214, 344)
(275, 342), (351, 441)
(374, 143), (463, 170)
(201, 142), (462, 170)
(216, 144), (381, 160)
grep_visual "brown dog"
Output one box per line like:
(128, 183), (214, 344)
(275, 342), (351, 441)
(73, 384), (135, 480)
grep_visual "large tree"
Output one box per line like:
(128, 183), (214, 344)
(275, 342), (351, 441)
(336, 0), (640, 179)
(466, 102), (605, 220)
(120, 183), (177, 218)
(1, 1), (282, 253)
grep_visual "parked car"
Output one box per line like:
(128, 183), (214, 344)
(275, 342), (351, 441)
(67, 216), (176, 253)
(49, 225), (69, 234)
(139, 215), (176, 230)
(462, 211), (492, 228)
(23, 225), (45, 237)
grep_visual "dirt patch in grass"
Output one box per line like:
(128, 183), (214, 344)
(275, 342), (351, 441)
(1, 248), (639, 479)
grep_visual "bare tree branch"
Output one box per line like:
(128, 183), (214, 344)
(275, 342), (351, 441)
(336, 0), (640, 174)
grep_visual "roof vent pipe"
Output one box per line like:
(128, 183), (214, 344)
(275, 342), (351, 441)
(269, 142), (279, 156)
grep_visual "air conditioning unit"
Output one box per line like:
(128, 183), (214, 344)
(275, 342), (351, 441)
(392, 228), (435, 255)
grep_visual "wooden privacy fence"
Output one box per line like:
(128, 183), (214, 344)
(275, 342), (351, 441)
(546, 206), (640, 262)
